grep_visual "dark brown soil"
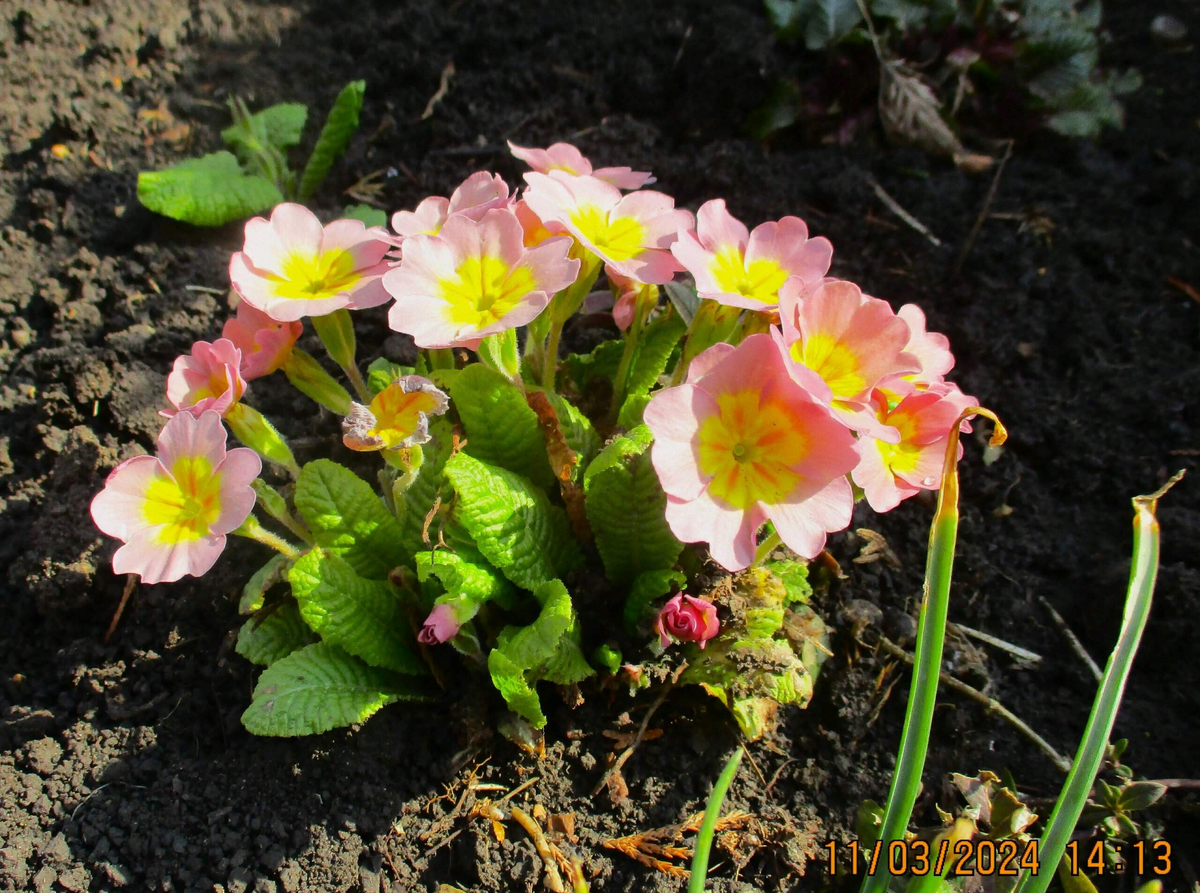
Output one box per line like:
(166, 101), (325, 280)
(2, 1), (1198, 891)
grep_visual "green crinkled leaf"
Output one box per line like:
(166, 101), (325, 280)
(136, 151), (283, 226)
(367, 357), (412, 395)
(804, 0), (863, 49)
(221, 102), (308, 152)
(236, 602), (315, 666)
(625, 312), (687, 397)
(449, 364), (554, 489)
(446, 453), (583, 592)
(583, 424), (682, 587)
(289, 549), (425, 674)
(298, 80), (365, 199)
(763, 559), (812, 605)
(416, 548), (517, 612)
(293, 459), (407, 579)
(544, 392), (601, 472)
(395, 418), (455, 565)
(562, 340), (623, 391)
(486, 580), (593, 728)
(342, 204), (388, 228)
(624, 568), (687, 634)
(617, 392), (652, 430)
(239, 553), (293, 615)
(241, 642), (430, 737)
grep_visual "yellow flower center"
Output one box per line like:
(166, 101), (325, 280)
(439, 255), (537, 328)
(143, 457), (223, 544)
(697, 390), (807, 510)
(366, 384), (440, 450)
(709, 246), (788, 304)
(791, 335), (865, 401)
(272, 249), (363, 300)
(568, 205), (646, 262)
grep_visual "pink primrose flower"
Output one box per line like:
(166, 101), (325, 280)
(163, 338), (246, 418)
(875, 304), (957, 402)
(521, 172), (692, 284)
(777, 279), (919, 442)
(229, 203), (392, 322)
(417, 603), (460, 645)
(382, 208), (580, 349)
(644, 333), (860, 572)
(342, 375), (449, 452)
(655, 594), (720, 649)
(90, 411), (261, 584)
(670, 199), (833, 311)
(221, 301), (303, 380)
(852, 384), (978, 512)
(390, 171), (511, 240)
(508, 140), (654, 190)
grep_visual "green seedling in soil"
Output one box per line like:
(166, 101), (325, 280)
(859, 406), (1180, 893)
(137, 80), (366, 226)
(754, 0), (1140, 150)
(688, 746), (745, 893)
(91, 141), (987, 741)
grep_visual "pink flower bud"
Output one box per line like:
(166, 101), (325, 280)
(417, 603), (460, 645)
(656, 594), (720, 649)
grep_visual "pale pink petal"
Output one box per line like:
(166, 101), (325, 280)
(664, 491), (761, 572)
(112, 526), (226, 585)
(342, 274), (393, 311)
(321, 218), (392, 266)
(392, 197), (450, 238)
(770, 325), (834, 403)
(210, 448), (261, 535)
(605, 248), (682, 285)
(475, 208), (528, 270)
(670, 231), (724, 295)
(269, 203), (325, 257)
(692, 333), (780, 400)
(834, 402), (902, 444)
(745, 217), (832, 285)
(696, 199), (750, 253)
(898, 303), (955, 382)
(767, 477), (855, 558)
(447, 171), (510, 218)
(685, 341), (736, 384)
(382, 236), (459, 299)
(239, 216), (291, 275)
(892, 439), (953, 490)
(593, 166), (655, 190)
(90, 455), (168, 540)
(157, 410), (228, 474)
(851, 440), (912, 513)
(611, 290), (637, 331)
(513, 236), (581, 296)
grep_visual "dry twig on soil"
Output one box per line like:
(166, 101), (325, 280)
(1037, 595), (1103, 683)
(591, 663), (686, 799)
(603, 810), (755, 878)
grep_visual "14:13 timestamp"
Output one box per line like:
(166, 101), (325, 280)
(1065, 840), (1171, 876)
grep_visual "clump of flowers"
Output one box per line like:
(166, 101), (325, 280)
(91, 140), (979, 741)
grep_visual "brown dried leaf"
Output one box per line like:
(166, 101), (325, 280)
(879, 63), (966, 160)
(602, 728), (663, 749)
(525, 390), (592, 544)
(854, 528), (902, 570)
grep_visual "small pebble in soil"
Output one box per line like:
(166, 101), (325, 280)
(1150, 14), (1188, 44)
(884, 608), (918, 648)
(838, 599), (883, 637)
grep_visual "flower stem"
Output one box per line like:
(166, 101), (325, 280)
(753, 530), (783, 566)
(343, 362), (372, 403)
(541, 255), (602, 391)
(426, 348), (456, 372)
(610, 292), (652, 415)
(233, 514), (303, 559)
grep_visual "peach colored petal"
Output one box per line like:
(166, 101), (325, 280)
(392, 196), (450, 238)
(112, 526), (226, 584)
(696, 199), (750, 253)
(90, 455), (167, 540)
(767, 476), (855, 558)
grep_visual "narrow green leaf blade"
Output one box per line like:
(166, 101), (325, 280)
(236, 602), (315, 666)
(293, 459), (407, 579)
(241, 642), (430, 737)
(445, 453), (582, 592)
(298, 80), (366, 199)
(583, 424), (682, 586)
(289, 549), (425, 674)
(137, 152), (283, 227)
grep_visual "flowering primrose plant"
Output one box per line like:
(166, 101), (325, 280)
(91, 141), (979, 741)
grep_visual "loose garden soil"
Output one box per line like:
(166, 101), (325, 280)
(1, 1), (1198, 891)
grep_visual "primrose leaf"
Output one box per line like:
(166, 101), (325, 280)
(763, 559), (813, 605)
(487, 580), (593, 728)
(624, 568), (687, 634)
(343, 204), (388, 227)
(416, 548), (518, 613)
(448, 363), (554, 490)
(625, 312), (687, 397)
(241, 642), (430, 737)
(394, 417), (455, 565)
(294, 459), (406, 579)
(298, 80), (366, 199)
(562, 340), (623, 391)
(445, 452), (583, 592)
(136, 151), (283, 227)
(239, 553), (293, 615)
(804, 0), (864, 49)
(289, 549), (425, 675)
(583, 424), (682, 587)
(367, 357), (412, 395)
(236, 602), (315, 667)
(663, 281), (701, 325)
(221, 102), (308, 152)
(544, 392), (601, 472)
